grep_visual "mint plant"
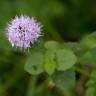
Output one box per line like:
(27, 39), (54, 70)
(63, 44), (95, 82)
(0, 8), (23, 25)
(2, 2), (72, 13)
(6, 15), (96, 96)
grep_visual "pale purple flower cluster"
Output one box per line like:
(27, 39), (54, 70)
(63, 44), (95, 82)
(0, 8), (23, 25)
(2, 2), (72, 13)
(6, 15), (42, 49)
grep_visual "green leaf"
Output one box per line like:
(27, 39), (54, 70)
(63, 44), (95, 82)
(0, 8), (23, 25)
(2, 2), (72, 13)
(80, 32), (96, 49)
(44, 50), (56, 75)
(56, 49), (77, 71)
(64, 42), (84, 53)
(44, 41), (60, 51)
(24, 51), (44, 75)
(53, 70), (75, 93)
(85, 70), (96, 96)
(64, 42), (86, 60)
(80, 48), (96, 65)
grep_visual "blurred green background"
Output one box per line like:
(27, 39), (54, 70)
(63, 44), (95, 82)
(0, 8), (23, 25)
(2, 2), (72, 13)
(0, 0), (96, 96)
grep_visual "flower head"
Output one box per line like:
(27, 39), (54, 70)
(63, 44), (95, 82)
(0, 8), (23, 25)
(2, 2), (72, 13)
(6, 15), (42, 49)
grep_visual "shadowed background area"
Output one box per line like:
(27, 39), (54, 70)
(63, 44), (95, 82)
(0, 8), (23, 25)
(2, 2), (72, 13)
(0, 0), (96, 96)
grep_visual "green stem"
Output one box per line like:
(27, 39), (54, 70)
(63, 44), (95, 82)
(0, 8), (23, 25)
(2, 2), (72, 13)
(26, 76), (38, 96)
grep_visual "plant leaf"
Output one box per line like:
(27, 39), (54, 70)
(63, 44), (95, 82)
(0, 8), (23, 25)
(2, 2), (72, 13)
(56, 49), (77, 71)
(80, 32), (96, 49)
(80, 48), (96, 65)
(53, 70), (75, 94)
(44, 50), (56, 75)
(44, 41), (60, 51)
(24, 51), (44, 75)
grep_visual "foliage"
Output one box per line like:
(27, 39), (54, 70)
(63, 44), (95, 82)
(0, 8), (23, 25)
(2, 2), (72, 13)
(0, 0), (96, 96)
(85, 70), (96, 96)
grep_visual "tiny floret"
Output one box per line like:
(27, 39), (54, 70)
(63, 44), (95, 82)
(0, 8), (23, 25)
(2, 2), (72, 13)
(6, 15), (42, 49)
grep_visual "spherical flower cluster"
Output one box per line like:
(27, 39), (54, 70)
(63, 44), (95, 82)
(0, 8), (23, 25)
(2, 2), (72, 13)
(6, 15), (42, 49)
